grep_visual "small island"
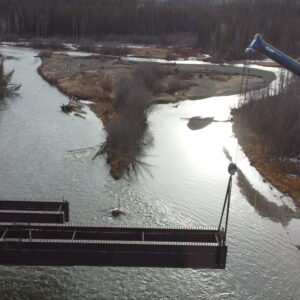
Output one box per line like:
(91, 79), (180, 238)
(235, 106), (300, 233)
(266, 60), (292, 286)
(38, 50), (275, 179)
(232, 74), (300, 208)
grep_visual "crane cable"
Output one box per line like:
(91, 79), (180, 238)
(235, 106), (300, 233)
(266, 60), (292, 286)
(218, 162), (237, 244)
(218, 59), (251, 244)
(235, 59), (251, 163)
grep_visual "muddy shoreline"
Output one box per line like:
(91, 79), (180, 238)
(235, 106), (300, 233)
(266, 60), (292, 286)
(38, 54), (275, 103)
(232, 117), (300, 208)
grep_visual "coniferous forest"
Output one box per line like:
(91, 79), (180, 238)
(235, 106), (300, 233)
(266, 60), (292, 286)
(0, 0), (299, 58)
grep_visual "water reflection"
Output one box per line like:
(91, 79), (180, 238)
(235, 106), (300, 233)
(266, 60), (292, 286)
(223, 147), (300, 225)
(237, 170), (300, 226)
(92, 125), (155, 180)
(0, 101), (6, 111)
(125, 130), (155, 180)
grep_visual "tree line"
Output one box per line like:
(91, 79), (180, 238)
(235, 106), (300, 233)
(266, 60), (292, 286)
(0, 0), (299, 58)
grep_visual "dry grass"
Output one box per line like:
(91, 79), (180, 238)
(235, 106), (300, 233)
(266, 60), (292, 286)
(233, 117), (300, 207)
(131, 47), (171, 59)
(255, 57), (300, 68)
(208, 74), (231, 82)
(130, 47), (207, 60)
(58, 71), (102, 99)
(231, 74), (300, 207)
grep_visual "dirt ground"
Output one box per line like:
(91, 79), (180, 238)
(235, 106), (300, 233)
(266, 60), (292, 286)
(255, 57), (300, 68)
(232, 117), (300, 208)
(130, 47), (208, 60)
(38, 53), (275, 103)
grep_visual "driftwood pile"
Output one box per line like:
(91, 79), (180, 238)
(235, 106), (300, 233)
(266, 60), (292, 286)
(61, 98), (86, 118)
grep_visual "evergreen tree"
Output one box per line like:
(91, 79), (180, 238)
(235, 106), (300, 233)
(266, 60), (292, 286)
(0, 58), (20, 98)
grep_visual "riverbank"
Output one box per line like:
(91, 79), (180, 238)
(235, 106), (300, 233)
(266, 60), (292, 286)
(38, 53), (275, 103)
(255, 57), (300, 68)
(38, 52), (275, 179)
(232, 115), (300, 208)
(231, 72), (300, 208)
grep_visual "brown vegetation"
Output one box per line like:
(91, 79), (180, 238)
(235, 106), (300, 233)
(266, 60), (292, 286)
(37, 50), (53, 58)
(61, 99), (85, 115)
(28, 38), (67, 51)
(232, 75), (300, 207)
(255, 58), (300, 68)
(77, 39), (98, 52)
(101, 46), (130, 57)
(97, 63), (185, 179)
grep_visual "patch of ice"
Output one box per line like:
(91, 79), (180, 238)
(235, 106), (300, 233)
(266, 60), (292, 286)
(63, 43), (78, 51)
(202, 54), (211, 59)
(122, 56), (211, 65)
(79, 100), (95, 105)
(289, 157), (300, 164)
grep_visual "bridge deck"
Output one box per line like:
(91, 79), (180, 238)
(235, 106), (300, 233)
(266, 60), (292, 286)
(0, 199), (69, 223)
(0, 223), (227, 268)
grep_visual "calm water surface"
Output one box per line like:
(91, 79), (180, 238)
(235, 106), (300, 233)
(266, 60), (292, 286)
(0, 46), (299, 300)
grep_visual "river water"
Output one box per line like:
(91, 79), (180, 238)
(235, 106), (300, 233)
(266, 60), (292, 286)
(0, 46), (299, 300)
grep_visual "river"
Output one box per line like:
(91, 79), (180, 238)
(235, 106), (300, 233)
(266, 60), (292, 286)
(0, 46), (299, 300)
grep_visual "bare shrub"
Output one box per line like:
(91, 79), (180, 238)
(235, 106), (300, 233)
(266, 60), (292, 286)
(28, 38), (45, 49)
(233, 74), (300, 157)
(29, 38), (65, 50)
(102, 74), (113, 92)
(47, 38), (66, 50)
(211, 47), (243, 63)
(165, 77), (189, 94)
(173, 46), (198, 58)
(134, 64), (161, 92)
(100, 73), (114, 101)
(101, 46), (130, 56)
(102, 61), (192, 178)
(134, 63), (174, 93)
(102, 69), (151, 173)
(114, 75), (150, 117)
(37, 50), (52, 58)
(100, 33), (196, 48)
(104, 73), (150, 177)
(178, 69), (193, 80)
(106, 117), (146, 157)
(162, 33), (197, 48)
(1, 34), (20, 42)
(78, 38), (98, 52)
(165, 50), (176, 61)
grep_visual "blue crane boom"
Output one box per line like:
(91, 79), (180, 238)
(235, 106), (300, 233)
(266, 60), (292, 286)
(246, 34), (300, 76)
